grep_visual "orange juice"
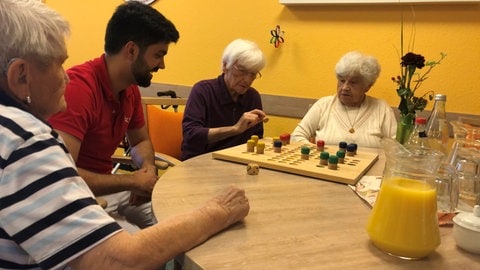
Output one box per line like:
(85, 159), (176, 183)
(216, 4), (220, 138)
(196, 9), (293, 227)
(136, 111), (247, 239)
(366, 177), (440, 259)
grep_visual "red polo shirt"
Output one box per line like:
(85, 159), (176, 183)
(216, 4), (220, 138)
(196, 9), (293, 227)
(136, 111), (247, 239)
(49, 54), (144, 174)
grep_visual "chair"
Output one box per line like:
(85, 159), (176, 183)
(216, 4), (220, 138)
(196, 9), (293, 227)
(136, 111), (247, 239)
(111, 93), (187, 174)
(141, 92), (187, 163)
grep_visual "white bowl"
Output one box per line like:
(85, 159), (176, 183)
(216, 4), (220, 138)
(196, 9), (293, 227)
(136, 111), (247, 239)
(452, 205), (480, 254)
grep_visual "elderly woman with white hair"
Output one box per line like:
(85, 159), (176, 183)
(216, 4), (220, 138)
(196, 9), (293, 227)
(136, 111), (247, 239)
(291, 51), (397, 148)
(181, 38), (267, 160)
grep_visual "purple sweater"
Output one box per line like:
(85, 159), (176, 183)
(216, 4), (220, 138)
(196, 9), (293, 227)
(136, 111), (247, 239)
(181, 74), (264, 160)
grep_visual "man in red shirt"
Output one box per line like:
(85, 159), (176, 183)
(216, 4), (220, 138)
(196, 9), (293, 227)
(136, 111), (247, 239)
(49, 2), (179, 231)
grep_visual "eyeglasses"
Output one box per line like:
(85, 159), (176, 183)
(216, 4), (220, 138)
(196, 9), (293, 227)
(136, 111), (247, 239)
(232, 65), (262, 79)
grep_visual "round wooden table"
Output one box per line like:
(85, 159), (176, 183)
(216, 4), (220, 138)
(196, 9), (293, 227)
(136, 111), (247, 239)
(151, 151), (479, 270)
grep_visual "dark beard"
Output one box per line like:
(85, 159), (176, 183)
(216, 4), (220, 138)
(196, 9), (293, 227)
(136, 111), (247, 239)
(132, 57), (153, 87)
(134, 72), (152, 87)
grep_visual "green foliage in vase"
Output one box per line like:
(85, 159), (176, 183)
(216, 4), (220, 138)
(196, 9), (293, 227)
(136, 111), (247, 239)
(392, 11), (446, 144)
(392, 51), (446, 119)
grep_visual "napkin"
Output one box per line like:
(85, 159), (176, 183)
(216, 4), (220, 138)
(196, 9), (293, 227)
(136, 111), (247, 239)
(348, 175), (382, 208)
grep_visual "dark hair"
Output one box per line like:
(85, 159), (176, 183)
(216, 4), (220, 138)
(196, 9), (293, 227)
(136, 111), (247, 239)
(104, 2), (179, 54)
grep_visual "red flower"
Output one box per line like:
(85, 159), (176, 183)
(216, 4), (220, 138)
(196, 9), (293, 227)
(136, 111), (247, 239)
(401, 52), (425, 69)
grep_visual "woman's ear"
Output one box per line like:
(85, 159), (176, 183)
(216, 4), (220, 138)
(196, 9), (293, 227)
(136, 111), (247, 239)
(6, 59), (30, 100)
(364, 82), (373, 93)
(222, 61), (228, 73)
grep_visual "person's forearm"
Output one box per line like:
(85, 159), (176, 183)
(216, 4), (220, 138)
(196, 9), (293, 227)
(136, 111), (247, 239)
(70, 199), (231, 269)
(78, 168), (137, 196)
(207, 126), (241, 144)
(129, 140), (156, 171)
(135, 200), (229, 263)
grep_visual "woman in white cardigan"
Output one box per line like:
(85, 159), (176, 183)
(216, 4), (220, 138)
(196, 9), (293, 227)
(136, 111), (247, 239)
(291, 51), (397, 148)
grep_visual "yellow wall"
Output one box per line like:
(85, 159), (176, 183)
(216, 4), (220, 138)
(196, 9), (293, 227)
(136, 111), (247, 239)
(46, 0), (480, 136)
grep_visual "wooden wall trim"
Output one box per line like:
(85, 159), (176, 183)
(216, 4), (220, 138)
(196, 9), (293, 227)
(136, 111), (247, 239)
(140, 82), (313, 118)
(141, 82), (476, 127)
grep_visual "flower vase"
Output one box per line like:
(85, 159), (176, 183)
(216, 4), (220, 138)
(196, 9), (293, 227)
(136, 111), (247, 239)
(396, 113), (415, 144)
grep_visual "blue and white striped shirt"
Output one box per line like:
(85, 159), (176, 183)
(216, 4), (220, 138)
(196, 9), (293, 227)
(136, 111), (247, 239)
(0, 96), (122, 269)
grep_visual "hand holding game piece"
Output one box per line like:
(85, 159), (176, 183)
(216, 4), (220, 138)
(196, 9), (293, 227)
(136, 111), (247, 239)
(238, 109), (267, 131)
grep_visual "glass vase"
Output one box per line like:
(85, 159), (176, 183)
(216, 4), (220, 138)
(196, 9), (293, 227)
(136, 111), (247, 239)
(396, 113), (415, 145)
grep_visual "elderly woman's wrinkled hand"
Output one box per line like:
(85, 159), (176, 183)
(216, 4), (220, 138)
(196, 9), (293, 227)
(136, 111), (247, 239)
(235, 109), (267, 132)
(212, 185), (250, 227)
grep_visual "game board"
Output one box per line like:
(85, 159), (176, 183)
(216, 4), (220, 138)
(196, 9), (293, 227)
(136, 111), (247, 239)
(211, 138), (379, 185)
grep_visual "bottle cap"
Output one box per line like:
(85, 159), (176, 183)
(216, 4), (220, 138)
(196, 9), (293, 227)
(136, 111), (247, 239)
(435, 94), (446, 101)
(415, 117), (427, 125)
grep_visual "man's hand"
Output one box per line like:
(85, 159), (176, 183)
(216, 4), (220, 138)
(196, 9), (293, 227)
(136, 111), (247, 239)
(131, 167), (158, 197)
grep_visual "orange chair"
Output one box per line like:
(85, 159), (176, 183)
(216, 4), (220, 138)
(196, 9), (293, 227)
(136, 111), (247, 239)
(145, 104), (184, 161)
(141, 96), (187, 164)
(111, 96), (186, 174)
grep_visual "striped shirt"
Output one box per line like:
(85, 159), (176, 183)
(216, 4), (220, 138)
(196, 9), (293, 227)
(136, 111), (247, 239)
(0, 95), (122, 269)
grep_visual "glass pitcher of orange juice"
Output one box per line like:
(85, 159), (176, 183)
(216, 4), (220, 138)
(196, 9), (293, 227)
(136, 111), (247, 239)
(366, 139), (444, 259)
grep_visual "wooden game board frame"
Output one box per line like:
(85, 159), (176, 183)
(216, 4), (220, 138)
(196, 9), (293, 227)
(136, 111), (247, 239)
(212, 139), (379, 185)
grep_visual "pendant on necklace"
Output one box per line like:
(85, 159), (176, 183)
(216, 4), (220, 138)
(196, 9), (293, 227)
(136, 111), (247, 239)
(349, 128), (355, 133)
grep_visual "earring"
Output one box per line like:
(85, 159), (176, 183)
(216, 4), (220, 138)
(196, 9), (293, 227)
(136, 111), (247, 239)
(25, 96), (31, 104)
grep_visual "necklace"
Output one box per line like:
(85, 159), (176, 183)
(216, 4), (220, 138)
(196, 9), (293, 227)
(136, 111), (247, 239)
(343, 104), (360, 133)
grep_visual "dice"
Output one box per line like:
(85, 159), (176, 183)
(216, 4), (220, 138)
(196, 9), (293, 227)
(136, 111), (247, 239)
(246, 163), (260, 175)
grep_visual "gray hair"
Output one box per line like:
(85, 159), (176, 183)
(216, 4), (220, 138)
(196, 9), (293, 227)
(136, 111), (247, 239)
(0, 0), (70, 75)
(222, 39), (266, 72)
(335, 51), (381, 88)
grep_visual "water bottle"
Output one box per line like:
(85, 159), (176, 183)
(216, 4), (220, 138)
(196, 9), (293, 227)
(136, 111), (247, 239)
(426, 94), (449, 155)
(406, 117), (429, 148)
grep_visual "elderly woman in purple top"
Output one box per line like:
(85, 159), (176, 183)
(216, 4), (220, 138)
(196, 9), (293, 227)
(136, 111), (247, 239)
(181, 39), (267, 160)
